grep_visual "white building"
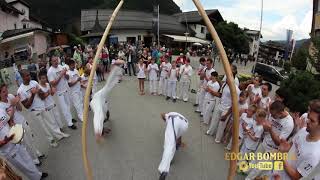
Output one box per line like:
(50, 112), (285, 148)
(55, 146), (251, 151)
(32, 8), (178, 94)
(0, 0), (52, 65)
(245, 29), (262, 58)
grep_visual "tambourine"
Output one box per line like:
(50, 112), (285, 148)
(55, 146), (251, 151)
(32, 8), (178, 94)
(8, 124), (24, 144)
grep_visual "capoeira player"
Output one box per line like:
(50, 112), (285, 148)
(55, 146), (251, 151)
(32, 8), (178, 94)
(195, 58), (215, 117)
(67, 60), (84, 122)
(0, 84), (44, 165)
(0, 108), (48, 180)
(194, 57), (206, 107)
(178, 58), (193, 102)
(47, 56), (77, 129)
(158, 56), (171, 96)
(158, 112), (189, 180)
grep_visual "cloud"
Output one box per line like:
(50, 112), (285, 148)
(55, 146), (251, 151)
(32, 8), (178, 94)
(178, 0), (312, 40)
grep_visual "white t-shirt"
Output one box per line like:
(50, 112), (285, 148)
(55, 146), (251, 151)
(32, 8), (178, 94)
(147, 63), (159, 80)
(247, 84), (262, 97)
(204, 80), (220, 100)
(203, 67), (216, 85)
(17, 80), (45, 111)
(160, 62), (172, 78)
(39, 83), (55, 108)
(222, 75), (240, 87)
(67, 69), (81, 93)
(262, 113), (294, 151)
(239, 113), (254, 138)
(179, 65), (193, 81)
(278, 128), (320, 180)
(244, 121), (264, 150)
(47, 65), (69, 94)
(0, 94), (25, 124)
(137, 64), (146, 79)
(300, 113), (308, 125)
(168, 68), (178, 82)
(259, 96), (272, 110)
(219, 83), (241, 112)
(0, 109), (16, 156)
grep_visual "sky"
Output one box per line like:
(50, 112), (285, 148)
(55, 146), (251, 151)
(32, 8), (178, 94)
(173, 0), (313, 41)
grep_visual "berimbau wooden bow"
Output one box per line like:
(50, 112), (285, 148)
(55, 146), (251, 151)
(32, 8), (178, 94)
(82, 1), (124, 180)
(192, 0), (240, 179)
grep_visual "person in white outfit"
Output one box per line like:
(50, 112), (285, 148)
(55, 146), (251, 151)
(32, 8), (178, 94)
(0, 108), (48, 180)
(274, 99), (320, 180)
(158, 112), (189, 180)
(166, 61), (179, 102)
(203, 71), (220, 125)
(196, 58), (215, 116)
(47, 56), (77, 130)
(159, 56), (172, 96)
(194, 57), (207, 107)
(246, 101), (294, 180)
(147, 58), (159, 95)
(136, 58), (146, 95)
(67, 60), (84, 122)
(86, 57), (98, 95)
(178, 58), (193, 102)
(18, 70), (70, 147)
(207, 65), (240, 137)
(246, 75), (262, 105)
(0, 84), (44, 165)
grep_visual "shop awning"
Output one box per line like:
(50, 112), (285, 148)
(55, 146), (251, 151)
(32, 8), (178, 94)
(0, 32), (34, 44)
(163, 34), (211, 44)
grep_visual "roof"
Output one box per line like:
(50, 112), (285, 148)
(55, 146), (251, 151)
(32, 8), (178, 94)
(0, 0), (23, 15)
(7, 0), (30, 8)
(245, 29), (263, 38)
(173, 9), (224, 24)
(163, 34), (211, 44)
(29, 13), (51, 28)
(1, 28), (51, 39)
(81, 9), (190, 36)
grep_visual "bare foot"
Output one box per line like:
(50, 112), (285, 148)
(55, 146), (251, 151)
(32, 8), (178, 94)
(141, 92), (145, 95)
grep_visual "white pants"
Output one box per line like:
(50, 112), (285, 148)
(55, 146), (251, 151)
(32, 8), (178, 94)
(52, 105), (64, 128)
(92, 79), (98, 95)
(207, 105), (225, 135)
(56, 91), (73, 126)
(203, 99), (216, 124)
(4, 144), (42, 180)
(167, 81), (177, 99)
(149, 80), (157, 93)
(158, 77), (168, 95)
(158, 117), (188, 173)
(70, 91), (84, 121)
(196, 88), (206, 113)
(21, 122), (41, 164)
(215, 114), (230, 142)
(179, 80), (190, 101)
(30, 110), (64, 142)
(246, 144), (272, 180)
(227, 136), (243, 150)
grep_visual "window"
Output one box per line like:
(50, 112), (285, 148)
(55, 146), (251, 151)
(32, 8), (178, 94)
(14, 23), (17, 29)
(318, 0), (320, 12)
(201, 27), (205, 33)
(23, 24), (26, 29)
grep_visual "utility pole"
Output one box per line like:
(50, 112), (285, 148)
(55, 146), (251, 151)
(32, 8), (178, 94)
(253, 0), (264, 72)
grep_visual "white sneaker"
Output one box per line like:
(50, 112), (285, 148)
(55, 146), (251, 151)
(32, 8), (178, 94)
(62, 133), (70, 138)
(50, 140), (58, 148)
(214, 139), (221, 144)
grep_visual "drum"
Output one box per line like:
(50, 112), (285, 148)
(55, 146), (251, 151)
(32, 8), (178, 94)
(8, 124), (24, 144)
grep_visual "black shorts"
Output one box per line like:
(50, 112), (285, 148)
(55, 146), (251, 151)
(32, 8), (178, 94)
(138, 78), (145, 80)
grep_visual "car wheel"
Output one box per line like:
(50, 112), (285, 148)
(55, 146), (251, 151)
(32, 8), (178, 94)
(276, 81), (281, 86)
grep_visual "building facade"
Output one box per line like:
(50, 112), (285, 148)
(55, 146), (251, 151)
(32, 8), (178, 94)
(245, 29), (262, 58)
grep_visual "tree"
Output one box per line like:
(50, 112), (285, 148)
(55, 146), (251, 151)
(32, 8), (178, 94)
(279, 71), (320, 113)
(215, 21), (250, 55)
(291, 47), (308, 70)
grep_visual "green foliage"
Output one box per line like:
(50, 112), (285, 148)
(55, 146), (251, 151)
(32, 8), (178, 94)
(215, 21), (250, 55)
(279, 71), (320, 113)
(283, 62), (291, 72)
(291, 48), (308, 70)
(68, 34), (85, 47)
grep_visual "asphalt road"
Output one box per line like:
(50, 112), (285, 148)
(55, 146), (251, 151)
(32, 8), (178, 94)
(3, 58), (276, 180)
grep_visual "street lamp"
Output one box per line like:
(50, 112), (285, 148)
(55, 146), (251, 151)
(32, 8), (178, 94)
(253, 0), (264, 72)
(184, 32), (189, 51)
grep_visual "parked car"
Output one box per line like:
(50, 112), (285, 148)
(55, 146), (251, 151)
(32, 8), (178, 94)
(252, 62), (287, 86)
